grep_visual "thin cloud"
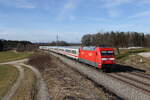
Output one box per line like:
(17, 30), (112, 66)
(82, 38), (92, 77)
(57, 0), (80, 21)
(102, 0), (132, 8)
(129, 10), (150, 19)
(139, 0), (150, 4)
(101, 0), (134, 18)
(79, 16), (110, 22)
(0, 29), (9, 35)
(107, 8), (121, 18)
(0, 0), (35, 9)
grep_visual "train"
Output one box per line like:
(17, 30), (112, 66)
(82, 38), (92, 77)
(39, 46), (116, 70)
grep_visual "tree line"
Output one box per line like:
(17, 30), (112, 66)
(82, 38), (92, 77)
(37, 41), (70, 46)
(81, 31), (150, 47)
(0, 39), (37, 51)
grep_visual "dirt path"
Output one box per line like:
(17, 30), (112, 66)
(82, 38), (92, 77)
(0, 59), (28, 65)
(20, 63), (50, 100)
(0, 59), (50, 100)
(1, 65), (24, 100)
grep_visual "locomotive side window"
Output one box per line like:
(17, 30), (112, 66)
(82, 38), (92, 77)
(101, 51), (114, 55)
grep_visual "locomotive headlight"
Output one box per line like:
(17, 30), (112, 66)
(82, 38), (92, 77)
(102, 58), (108, 60)
(102, 58), (115, 60)
(109, 58), (115, 60)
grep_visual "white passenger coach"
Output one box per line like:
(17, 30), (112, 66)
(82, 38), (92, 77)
(39, 46), (79, 59)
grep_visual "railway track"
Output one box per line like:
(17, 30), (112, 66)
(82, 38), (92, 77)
(108, 72), (150, 95)
(121, 72), (150, 86)
(131, 72), (150, 79)
(47, 51), (150, 100)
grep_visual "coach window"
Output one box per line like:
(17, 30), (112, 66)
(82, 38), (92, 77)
(68, 50), (71, 53)
(66, 49), (69, 52)
(66, 49), (70, 53)
(72, 50), (76, 54)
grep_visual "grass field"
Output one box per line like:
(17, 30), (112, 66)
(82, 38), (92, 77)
(0, 51), (33, 63)
(116, 48), (150, 73)
(0, 65), (19, 98)
(116, 48), (150, 59)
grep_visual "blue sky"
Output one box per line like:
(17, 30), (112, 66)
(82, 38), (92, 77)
(0, 0), (150, 42)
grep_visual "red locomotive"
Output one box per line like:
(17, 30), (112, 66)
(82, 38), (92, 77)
(40, 46), (115, 70)
(79, 47), (115, 69)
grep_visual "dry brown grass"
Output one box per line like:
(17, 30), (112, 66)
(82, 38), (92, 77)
(28, 52), (52, 71)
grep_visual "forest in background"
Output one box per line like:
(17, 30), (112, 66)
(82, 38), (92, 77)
(81, 31), (150, 47)
(0, 40), (37, 51)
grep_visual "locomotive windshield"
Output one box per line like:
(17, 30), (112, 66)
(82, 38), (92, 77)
(101, 51), (114, 56)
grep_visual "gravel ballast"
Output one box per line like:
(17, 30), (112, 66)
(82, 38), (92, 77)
(49, 52), (150, 100)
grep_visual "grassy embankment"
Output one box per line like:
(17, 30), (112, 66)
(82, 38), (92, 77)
(116, 48), (150, 59)
(116, 48), (150, 72)
(0, 65), (19, 98)
(0, 51), (33, 63)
